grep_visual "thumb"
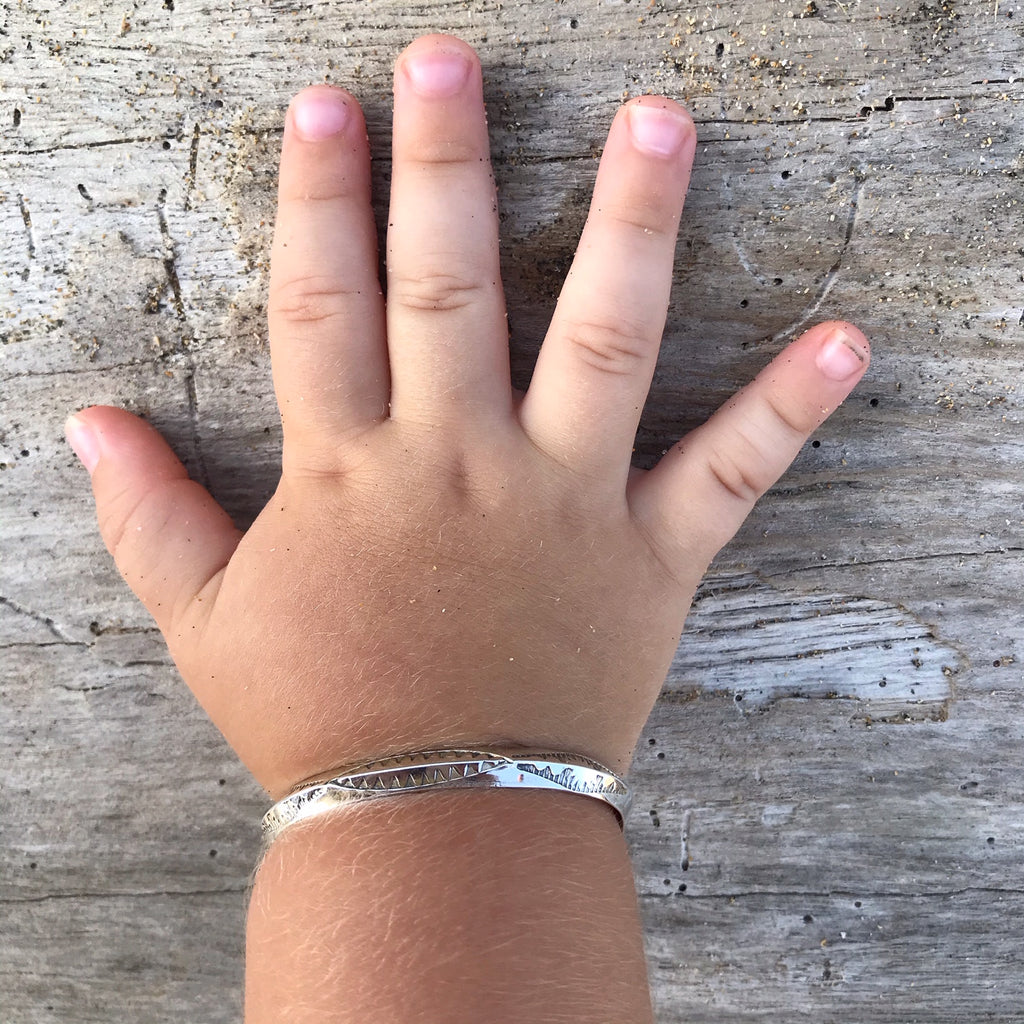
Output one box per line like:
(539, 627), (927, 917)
(66, 406), (242, 639)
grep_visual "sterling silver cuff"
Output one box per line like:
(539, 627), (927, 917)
(261, 748), (632, 842)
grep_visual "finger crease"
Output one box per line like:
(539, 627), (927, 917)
(704, 446), (764, 507)
(389, 273), (489, 314)
(559, 317), (649, 377)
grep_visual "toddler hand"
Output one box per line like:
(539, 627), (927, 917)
(66, 35), (869, 799)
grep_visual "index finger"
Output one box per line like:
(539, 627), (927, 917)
(268, 86), (389, 462)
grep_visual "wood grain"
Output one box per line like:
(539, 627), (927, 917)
(2, 0), (1022, 1020)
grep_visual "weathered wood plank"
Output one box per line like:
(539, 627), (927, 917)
(1, 892), (246, 1023)
(644, 891), (1024, 1023)
(2, 0), (1023, 1020)
(629, 697), (1024, 897)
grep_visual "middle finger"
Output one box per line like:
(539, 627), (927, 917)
(386, 35), (511, 425)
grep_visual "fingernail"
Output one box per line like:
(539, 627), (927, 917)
(403, 49), (472, 98)
(290, 89), (350, 141)
(628, 103), (692, 157)
(816, 326), (869, 382)
(65, 414), (100, 473)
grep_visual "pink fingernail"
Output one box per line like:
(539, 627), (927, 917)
(628, 104), (692, 158)
(403, 50), (472, 98)
(816, 327), (869, 381)
(290, 89), (350, 141)
(65, 414), (100, 473)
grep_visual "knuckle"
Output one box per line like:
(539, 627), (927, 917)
(390, 271), (486, 314)
(99, 485), (162, 580)
(269, 274), (355, 327)
(100, 507), (133, 573)
(560, 315), (649, 377)
(704, 444), (768, 507)
(601, 202), (675, 240)
(281, 181), (353, 207)
(629, 508), (693, 592)
(404, 138), (483, 168)
(761, 389), (814, 438)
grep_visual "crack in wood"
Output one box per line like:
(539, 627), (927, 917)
(156, 191), (186, 324)
(0, 641), (89, 651)
(0, 887), (247, 905)
(680, 809), (693, 872)
(3, 135), (172, 157)
(183, 371), (209, 490)
(640, 886), (1024, 901)
(688, 86), (1013, 133)
(185, 123), (200, 212)
(155, 188), (210, 490)
(87, 623), (160, 637)
(768, 546), (1024, 577)
(16, 195), (33, 280)
(1, 360), (154, 387)
(0, 595), (75, 644)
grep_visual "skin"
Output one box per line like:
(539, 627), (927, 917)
(66, 34), (870, 1022)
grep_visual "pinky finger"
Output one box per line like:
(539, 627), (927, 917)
(628, 320), (870, 570)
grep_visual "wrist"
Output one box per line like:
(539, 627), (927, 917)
(261, 747), (632, 843)
(246, 789), (653, 1024)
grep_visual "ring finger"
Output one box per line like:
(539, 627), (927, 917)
(519, 98), (696, 491)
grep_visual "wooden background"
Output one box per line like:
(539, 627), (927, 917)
(2, 0), (1022, 1020)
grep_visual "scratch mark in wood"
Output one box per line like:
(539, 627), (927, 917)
(718, 150), (768, 288)
(770, 174), (865, 345)
(731, 232), (768, 287)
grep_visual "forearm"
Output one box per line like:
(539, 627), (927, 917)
(245, 789), (654, 1024)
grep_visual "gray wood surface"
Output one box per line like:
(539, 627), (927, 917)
(2, 0), (1022, 1020)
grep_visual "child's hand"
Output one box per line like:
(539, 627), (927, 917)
(66, 35), (869, 800)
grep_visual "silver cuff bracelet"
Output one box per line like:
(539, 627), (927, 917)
(261, 748), (632, 842)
